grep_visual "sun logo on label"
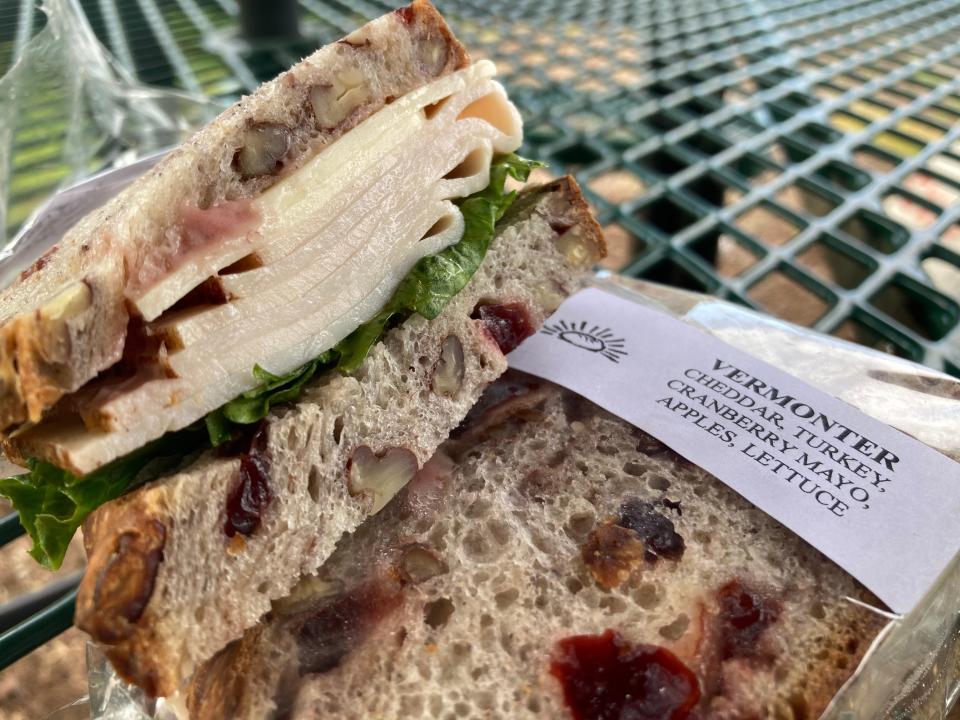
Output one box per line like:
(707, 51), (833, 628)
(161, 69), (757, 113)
(541, 319), (628, 363)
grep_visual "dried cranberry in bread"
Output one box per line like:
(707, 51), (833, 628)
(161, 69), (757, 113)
(186, 371), (890, 719)
(76, 178), (603, 697)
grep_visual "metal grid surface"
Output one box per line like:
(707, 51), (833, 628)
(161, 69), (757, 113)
(2, 0), (960, 372)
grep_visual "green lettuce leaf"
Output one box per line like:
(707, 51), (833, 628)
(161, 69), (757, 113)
(205, 351), (338, 445)
(0, 425), (206, 569)
(336, 153), (543, 371)
(0, 153), (543, 568)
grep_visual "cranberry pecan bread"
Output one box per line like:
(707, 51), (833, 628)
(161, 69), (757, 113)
(185, 370), (891, 719)
(75, 178), (603, 697)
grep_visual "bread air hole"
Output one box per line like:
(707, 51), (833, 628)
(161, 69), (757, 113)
(308, 465), (321, 503)
(599, 595), (628, 613)
(487, 519), (511, 545)
(424, 597), (455, 628)
(463, 529), (495, 560)
(465, 498), (491, 519)
(693, 529), (712, 545)
(494, 588), (519, 609)
(547, 450), (566, 467)
(658, 613), (690, 641)
(401, 696), (425, 715)
(648, 474), (671, 491)
(635, 582), (662, 609)
(566, 512), (595, 539)
(474, 688), (494, 707)
(597, 441), (619, 455)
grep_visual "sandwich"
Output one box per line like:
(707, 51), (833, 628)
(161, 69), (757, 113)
(184, 370), (892, 719)
(0, 0), (604, 697)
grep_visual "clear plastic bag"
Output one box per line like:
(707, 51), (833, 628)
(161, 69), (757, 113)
(7, 168), (956, 720)
(0, 3), (214, 718)
(0, 0), (219, 248)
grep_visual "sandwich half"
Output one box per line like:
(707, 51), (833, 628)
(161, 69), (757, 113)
(74, 173), (601, 698)
(186, 370), (889, 719)
(0, 0), (531, 483)
(0, 0), (604, 698)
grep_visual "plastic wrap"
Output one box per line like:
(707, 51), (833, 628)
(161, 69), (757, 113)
(2, 166), (952, 717)
(0, 0), (218, 248)
(1, 5), (212, 717)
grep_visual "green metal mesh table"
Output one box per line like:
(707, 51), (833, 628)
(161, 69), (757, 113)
(2, 0), (960, 705)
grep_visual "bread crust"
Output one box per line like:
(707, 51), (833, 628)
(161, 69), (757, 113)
(76, 178), (600, 697)
(184, 630), (269, 720)
(0, 0), (467, 437)
(545, 176), (607, 259)
(76, 493), (171, 696)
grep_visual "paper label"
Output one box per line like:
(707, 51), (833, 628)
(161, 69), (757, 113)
(508, 287), (960, 614)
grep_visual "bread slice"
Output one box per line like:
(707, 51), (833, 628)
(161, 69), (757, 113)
(184, 368), (891, 720)
(75, 178), (604, 698)
(0, 0), (515, 475)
